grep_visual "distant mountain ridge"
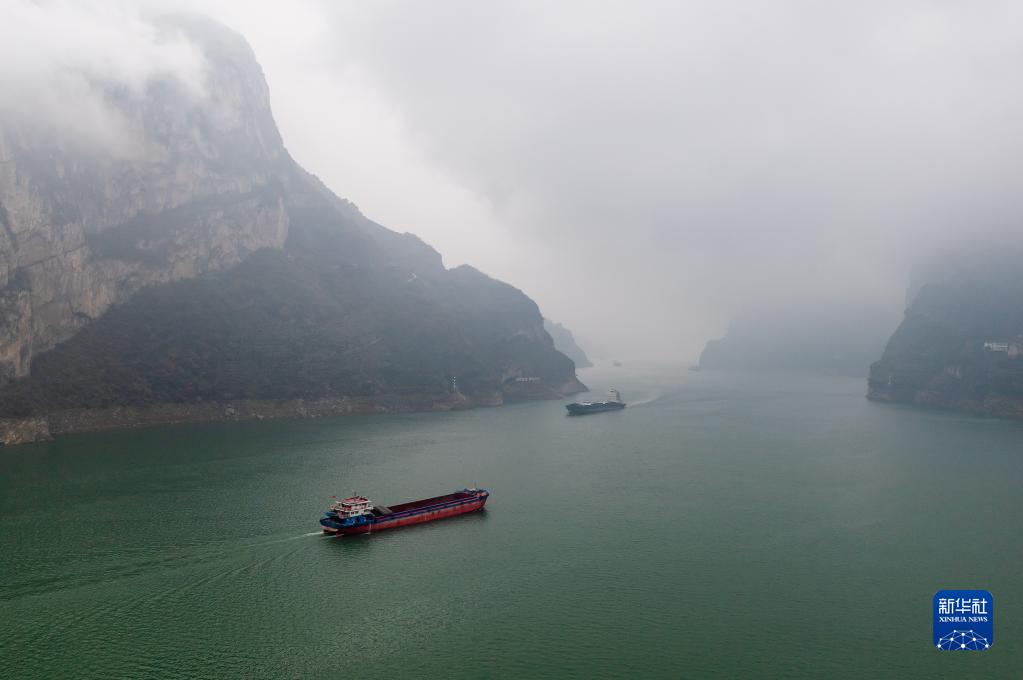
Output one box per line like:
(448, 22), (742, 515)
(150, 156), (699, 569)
(698, 305), (895, 377)
(543, 319), (592, 368)
(0, 17), (584, 444)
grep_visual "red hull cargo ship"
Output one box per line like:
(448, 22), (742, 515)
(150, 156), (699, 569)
(320, 488), (489, 536)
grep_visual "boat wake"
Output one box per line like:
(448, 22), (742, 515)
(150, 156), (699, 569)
(244, 532), (326, 549)
(627, 393), (661, 407)
(273, 532), (326, 541)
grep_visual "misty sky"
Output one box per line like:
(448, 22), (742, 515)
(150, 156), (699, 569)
(8, 1), (1023, 360)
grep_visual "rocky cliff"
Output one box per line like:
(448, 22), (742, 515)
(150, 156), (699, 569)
(867, 249), (1023, 418)
(0, 17), (289, 381)
(0, 17), (584, 444)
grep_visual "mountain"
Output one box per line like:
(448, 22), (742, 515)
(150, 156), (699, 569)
(867, 247), (1023, 417)
(699, 304), (896, 377)
(0, 17), (583, 445)
(543, 319), (592, 368)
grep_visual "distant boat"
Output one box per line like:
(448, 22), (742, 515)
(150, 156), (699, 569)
(320, 487), (489, 536)
(565, 389), (627, 416)
(612, 360), (623, 367)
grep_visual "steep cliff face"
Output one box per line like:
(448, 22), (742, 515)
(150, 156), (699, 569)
(867, 250), (1023, 417)
(0, 17), (583, 443)
(0, 17), (289, 381)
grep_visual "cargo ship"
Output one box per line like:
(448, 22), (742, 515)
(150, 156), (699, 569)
(320, 487), (489, 536)
(565, 388), (626, 416)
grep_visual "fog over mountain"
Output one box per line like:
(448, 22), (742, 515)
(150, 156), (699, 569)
(8, 1), (1023, 362)
(0, 6), (585, 443)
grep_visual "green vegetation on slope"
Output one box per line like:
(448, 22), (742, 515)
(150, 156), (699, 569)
(0, 175), (578, 418)
(868, 253), (1023, 413)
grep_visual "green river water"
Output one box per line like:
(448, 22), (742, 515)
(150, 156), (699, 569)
(2, 366), (1021, 678)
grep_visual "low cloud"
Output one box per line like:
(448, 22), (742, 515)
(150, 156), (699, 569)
(275, 1), (1023, 359)
(0, 1), (206, 153)
(8, 1), (1023, 361)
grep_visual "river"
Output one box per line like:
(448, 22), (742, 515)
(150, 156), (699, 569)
(2, 366), (1020, 677)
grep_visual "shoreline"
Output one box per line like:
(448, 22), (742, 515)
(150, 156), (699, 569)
(867, 387), (1023, 420)
(0, 378), (586, 446)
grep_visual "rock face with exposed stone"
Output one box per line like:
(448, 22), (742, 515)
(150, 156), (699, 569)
(0, 17), (290, 381)
(0, 17), (584, 445)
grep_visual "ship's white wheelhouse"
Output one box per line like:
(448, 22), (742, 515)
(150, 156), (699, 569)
(331, 496), (375, 518)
